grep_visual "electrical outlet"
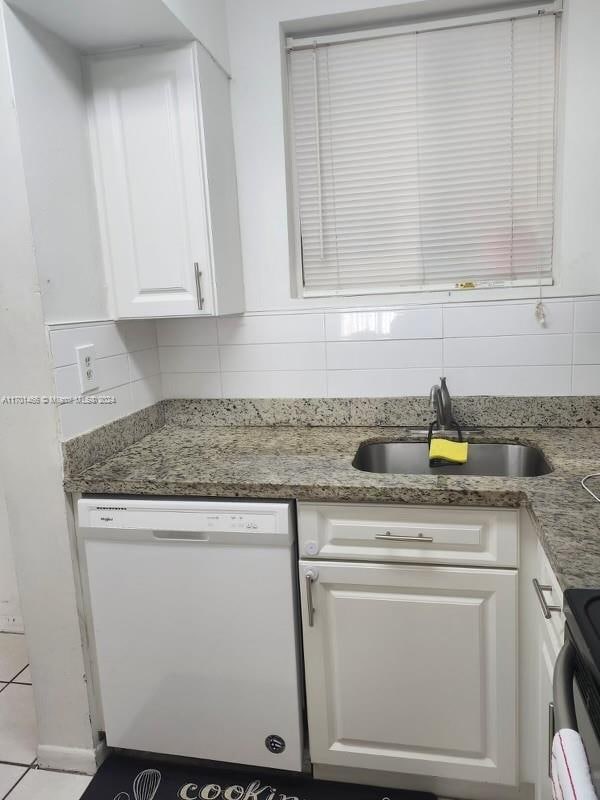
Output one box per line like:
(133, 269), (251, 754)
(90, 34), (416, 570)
(76, 344), (99, 393)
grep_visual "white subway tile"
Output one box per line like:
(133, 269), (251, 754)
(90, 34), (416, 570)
(444, 334), (572, 367)
(161, 372), (222, 398)
(117, 320), (158, 352)
(128, 347), (160, 381)
(131, 375), (162, 411)
(158, 346), (220, 373)
(443, 301), (574, 338)
(219, 343), (326, 372)
(218, 314), (325, 344)
(328, 368), (441, 397)
(573, 366), (600, 395)
(156, 318), (218, 346)
(58, 384), (132, 440)
(49, 323), (124, 367)
(326, 339), (442, 371)
(53, 354), (130, 396)
(573, 334), (600, 364)
(48, 299), (600, 412)
(444, 366), (571, 396)
(49, 320), (156, 367)
(326, 308), (442, 341)
(221, 371), (327, 398)
(574, 300), (600, 333)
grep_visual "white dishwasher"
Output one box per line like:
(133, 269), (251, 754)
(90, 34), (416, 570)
(77, 497), (304, 771)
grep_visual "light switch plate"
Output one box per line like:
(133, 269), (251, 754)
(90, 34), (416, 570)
(75, 344), (99, 393)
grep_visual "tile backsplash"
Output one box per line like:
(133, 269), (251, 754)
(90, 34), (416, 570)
(48, 320), (161, 440)
(48, 297), (600, 439)
(159, 298), (600, 401)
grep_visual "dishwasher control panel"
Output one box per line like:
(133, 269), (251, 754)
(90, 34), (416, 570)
(78, 498), (292, 536)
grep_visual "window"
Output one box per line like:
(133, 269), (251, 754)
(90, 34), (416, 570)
(287, 9), (558, 298)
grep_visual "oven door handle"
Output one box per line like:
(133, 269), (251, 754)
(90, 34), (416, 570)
(553, 640), (578, 732)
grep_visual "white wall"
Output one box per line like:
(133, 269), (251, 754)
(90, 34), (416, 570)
(8, 0), (229, 63)
(554, 0), (600, 294)
(162, 0), (230, 72)
(0, 2), (96, 769)
(5, 6), (108, 324)
(48, 320), (161, 440)
(0, 487), (22, 632)
(225, 0), (600, 313)
(157, 297), (600, 399)
(155, 0), (600, 402)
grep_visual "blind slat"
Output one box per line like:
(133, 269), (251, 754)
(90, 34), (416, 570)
(289, 14), (556, 294)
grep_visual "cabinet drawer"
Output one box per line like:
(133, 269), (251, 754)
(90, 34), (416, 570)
(298, 502), (518, 567)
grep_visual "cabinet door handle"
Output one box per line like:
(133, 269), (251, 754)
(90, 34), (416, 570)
(548, 701), (555, 778)
(532, 578), (561, 619)
(375, 531), (434, 543)
(194, 262), (204, 310)
(305, 570), (318, 627)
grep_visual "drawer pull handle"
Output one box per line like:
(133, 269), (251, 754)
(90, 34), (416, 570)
(305, 570), (318, 627)
(533, 578), (561, 619)
(375, 531), (434, 543)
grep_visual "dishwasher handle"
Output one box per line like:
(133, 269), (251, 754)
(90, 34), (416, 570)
(152, 531), (210, 543)
(553, 640), (577, 732)
(79, 525), (293, 547)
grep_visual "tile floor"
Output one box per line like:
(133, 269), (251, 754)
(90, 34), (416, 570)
(0, 632), (91, 800)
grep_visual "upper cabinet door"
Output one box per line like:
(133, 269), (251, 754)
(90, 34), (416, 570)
(87, 44), (244, 318)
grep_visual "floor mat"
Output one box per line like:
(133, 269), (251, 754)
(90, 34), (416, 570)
(80, 754), (436, 800)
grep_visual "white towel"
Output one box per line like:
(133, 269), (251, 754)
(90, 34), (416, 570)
(552, 728), (597, 800)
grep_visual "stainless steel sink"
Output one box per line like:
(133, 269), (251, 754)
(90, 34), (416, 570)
(353, 441), (552, 477)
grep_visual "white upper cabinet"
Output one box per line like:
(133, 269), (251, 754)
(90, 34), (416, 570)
(87, 43), (244, 318)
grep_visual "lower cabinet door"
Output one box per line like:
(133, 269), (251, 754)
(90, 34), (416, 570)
(300, 560), (518, 785)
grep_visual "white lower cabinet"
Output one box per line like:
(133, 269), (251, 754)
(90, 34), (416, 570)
(299, 559), (518, 785)
(532, 541), (564, 800)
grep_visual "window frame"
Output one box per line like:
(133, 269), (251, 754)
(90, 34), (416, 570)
(284, 0), (563, 301)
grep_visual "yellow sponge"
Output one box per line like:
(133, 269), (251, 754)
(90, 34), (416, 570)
(429, 438), (469, 465)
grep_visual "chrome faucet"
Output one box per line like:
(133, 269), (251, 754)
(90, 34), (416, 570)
(429, 377), (453, 431)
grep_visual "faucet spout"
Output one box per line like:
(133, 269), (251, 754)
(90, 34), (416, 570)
(439, 376), (452, 427)
(430, 377), (454, 430)
(429, 385), (444, 428)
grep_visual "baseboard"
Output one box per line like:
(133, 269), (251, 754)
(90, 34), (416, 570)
(37, 739), (107, 775)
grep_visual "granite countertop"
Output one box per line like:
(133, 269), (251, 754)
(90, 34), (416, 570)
(64, 421), (600, 590)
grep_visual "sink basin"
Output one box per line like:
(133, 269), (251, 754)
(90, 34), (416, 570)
(353, 441), (552, 477)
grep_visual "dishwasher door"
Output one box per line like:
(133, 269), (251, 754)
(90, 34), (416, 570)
(78, 498), (303, 771)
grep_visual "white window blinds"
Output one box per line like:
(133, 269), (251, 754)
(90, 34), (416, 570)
(288, 15), (556, 297)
